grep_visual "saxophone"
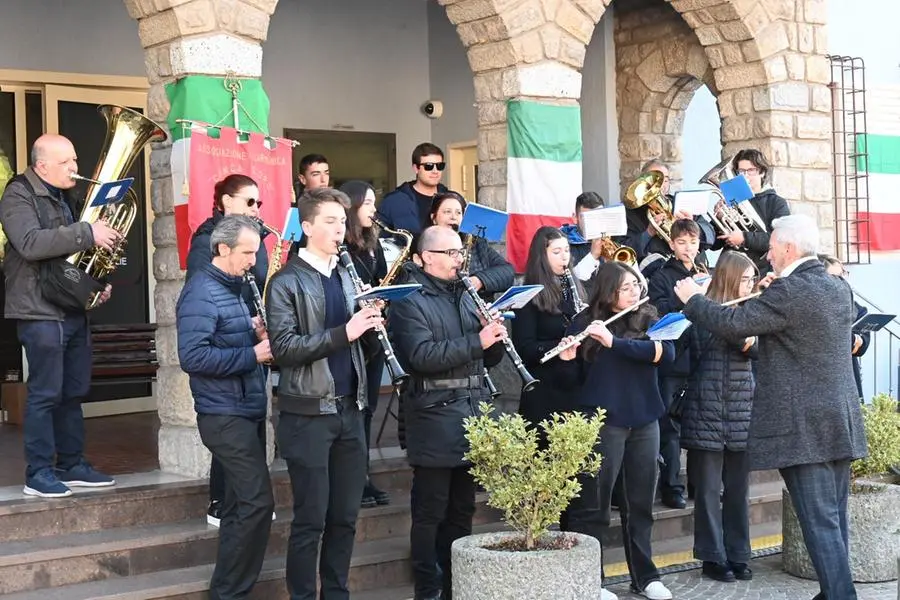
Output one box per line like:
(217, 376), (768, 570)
(254, 217), (284, 302)
(372, 217), (412, 286)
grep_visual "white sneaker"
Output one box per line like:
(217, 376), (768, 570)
(640, 581), (673, 600)
(600, 588), (618, 600)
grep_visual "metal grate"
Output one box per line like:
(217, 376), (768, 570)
(828, 55), (871, 265)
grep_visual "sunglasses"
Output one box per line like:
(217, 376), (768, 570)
(419, 162), (446, 172)
(232, 195), (262, 208)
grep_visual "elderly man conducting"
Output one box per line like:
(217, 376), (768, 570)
(672, 214), (867, 600)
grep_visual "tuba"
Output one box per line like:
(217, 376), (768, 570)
(699, 156), (767, 234)
(624, 171), (674, 244)
(68, 105), (168, 309)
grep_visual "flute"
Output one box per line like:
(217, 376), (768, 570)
(539, 297), (649, 364)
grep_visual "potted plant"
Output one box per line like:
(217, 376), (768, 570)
(783, 393), (900, 583)
(451, 402), (606, 600)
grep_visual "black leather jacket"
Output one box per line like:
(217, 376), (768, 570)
(265, 255), (367, 415)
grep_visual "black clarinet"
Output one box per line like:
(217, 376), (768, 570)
(459, 271), (539, 393)
(338, 245), (409, 387)
(244, 271), (267, 331)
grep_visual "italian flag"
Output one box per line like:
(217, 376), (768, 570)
(506, 100), (583, 271)
(857, 133), (900, 251)
(165, 76), (270, 267)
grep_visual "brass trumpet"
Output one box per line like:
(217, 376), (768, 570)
(598, 237), (637, 266)
(624, 171), (674, 244)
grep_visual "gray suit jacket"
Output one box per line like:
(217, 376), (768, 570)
(683, 259), (868, 471)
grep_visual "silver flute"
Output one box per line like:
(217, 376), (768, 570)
(539, 297), (649, 364)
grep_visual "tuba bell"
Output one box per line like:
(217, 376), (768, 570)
(699, 156), (767, 234)
(624, 171), (674, 244)
(68, 105), (168, 309)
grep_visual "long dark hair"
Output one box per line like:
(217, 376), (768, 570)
(582, 262), (658, 361)
(524, 226), (581, 314)
(213, 173), (257, 213)
(707, 251), (757, 303)
(340, 180), (378, 252)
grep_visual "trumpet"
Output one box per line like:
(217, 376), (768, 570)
(338, 244), (409, 387)
(598, 237), (638, 266)
(540, 297), (649, 364)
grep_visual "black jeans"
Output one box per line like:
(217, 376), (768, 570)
(596, 422), (662, 591)
(17, 315), (91, 478)
(364, 352), (385, 458)
(658, 376), (684, 496)
(197, 414), (274, 600)
(410, 465), (476, 600)
(277, 401), (368, 600)
(559, 412), (604, 543)
(687, 448), (750, 564)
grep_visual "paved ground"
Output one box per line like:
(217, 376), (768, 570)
(605, 554), (897, 600)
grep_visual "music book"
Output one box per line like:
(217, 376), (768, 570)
(354, 283), (422, 303)
(459, 203), (509, 242)
(488, 285), (544, 312)
(647, 312), (692, 341)
(281, 207), (303, 242)
(579, 204), (628, 239)
(853, 312), (896, 333)
(88, 177), (134, 207)
(719, 175), (754, 206)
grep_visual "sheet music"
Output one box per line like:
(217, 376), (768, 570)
(674, 190), (714, 216)
(580, 204), (628, 240)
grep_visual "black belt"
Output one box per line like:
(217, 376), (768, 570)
(419, 375), (481, 392)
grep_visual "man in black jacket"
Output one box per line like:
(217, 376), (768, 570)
(377, 142), (457, 235)
(388, 225), (506, 600)
(265, 188), (383, 600)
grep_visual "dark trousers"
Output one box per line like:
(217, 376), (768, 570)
(687, 449), (750, 564)
(658, 377), (684, 496)
(278, 402), (368, 600)
(410, 465), (476, 600)
(17, 315), (91, 478)
(364, 353), (385, 458)
(596, 422), (662, 591)
(559, 412), (604, 543)
(780, 460), (857, 600)
(197, 414), (274, 600)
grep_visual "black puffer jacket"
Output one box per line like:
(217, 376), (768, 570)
(680, 325), (757, 452)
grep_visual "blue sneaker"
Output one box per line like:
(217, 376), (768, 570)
(56, 462), (116, 488)
(23, 469), (73, 498)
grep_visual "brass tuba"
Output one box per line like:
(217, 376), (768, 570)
(624, 171), (674, 244)
(699, 156), (767, 234)
(68, 105), (168, 308)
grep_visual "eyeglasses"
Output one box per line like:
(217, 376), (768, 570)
(232, 195), (262, 208)
(618, 281), (642, 294)
(741, 275), (758, 284)
(424, 248), (467, 259)
(738, 167), (760, 176)
(419, 162), (446, 172)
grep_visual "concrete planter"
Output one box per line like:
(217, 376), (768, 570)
(452, 531), (601, 600)
(783, 478), (900, 583)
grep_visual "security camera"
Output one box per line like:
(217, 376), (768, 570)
(422, 100), (444, 119)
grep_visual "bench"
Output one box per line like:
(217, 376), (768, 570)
(90, 323), (158, 386)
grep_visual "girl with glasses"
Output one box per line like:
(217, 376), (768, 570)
(679, 250), (758, 583)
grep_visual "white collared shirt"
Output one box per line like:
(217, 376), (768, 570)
(779, 255), (818, 278)
(297, 248), (338, 277)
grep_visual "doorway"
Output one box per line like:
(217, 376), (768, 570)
(448, 141), (478, 203)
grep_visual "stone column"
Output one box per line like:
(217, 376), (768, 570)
(123, 0), (279, 477)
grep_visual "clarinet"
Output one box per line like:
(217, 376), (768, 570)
(338, 245), (409, 387)
(564, 267), (588, 313)
(459, 270), (539, 393)
(244, 271), (267, 331)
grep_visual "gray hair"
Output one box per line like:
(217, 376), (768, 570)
(641, 158), (668, 173)
(771, 214), (819, 256)
(417, 225), (456, 254)
(210, 215), (260, 256)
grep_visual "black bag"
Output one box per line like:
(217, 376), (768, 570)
(27, 179), (106, 312)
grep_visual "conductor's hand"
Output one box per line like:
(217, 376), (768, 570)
(346, 306), (383, 342)
(91, 220), (122, 252)
(674, 277), (705, 305)
(479, 321), (507, 349)
(254, 339), (272, 364)
(559, 336), (580, 361)
(757, 272), (777, 291)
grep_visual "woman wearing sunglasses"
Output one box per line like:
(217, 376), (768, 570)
(185, 173), (273, 529)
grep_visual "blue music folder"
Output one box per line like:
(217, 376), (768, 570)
(281, 207), (303, 242)
(853, 312), (896, 333)
(648, 312), (692, 341)
(88, 177), (134, 207)
(459, 203), (509, 242)
(488, 285), (544, 312)
(354, 283), (422, 303)
(719, 175), (754, 206)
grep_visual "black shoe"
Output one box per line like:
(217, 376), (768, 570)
(361, 494), (377, 509)
(661, 492), (686, 509)
(729, 561), (752, 580)
(702, 561), (736, 582)
(365, 482), (390, 506)
(206, 500), (222, 528)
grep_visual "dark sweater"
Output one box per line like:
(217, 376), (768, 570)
(321, 269), (355, 397)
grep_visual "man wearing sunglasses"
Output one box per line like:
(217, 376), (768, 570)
(377, 142), (458, 236)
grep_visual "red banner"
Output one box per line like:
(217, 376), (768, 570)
(177, 127), (293, 269)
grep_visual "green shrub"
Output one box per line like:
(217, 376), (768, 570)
(851, 394), (900, 480)
(463, 403), (605, 550)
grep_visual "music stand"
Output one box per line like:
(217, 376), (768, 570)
(88, 177), (134, 208)
(281, 207), (303, 243)
(853, 313), (896, 333)
(459, 203), (509, 243)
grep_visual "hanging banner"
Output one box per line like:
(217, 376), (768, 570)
(175, 127), (293, 268)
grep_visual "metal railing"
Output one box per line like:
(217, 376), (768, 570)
(852, 287), (900, 401)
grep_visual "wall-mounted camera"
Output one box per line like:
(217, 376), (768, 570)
(422, 100), (443, 119)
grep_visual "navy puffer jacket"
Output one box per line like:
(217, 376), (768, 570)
(176, 262), (267, 419)
(680, 325), (756, 452)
